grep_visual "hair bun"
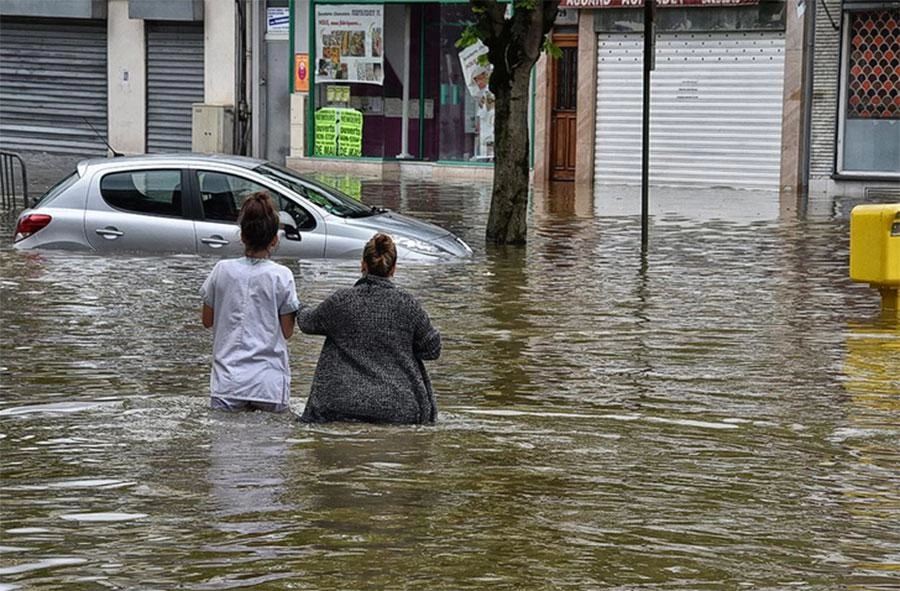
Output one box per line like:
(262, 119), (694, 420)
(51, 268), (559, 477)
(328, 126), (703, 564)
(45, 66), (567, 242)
(375, 233), (392, 253)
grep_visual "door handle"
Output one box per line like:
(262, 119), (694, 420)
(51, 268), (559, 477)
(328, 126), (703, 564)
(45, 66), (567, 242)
(95, 227), (124, 239)
(201, 235), (230, 248)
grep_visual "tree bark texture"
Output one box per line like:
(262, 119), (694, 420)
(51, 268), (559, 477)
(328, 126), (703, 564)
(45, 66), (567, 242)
(473, 0), (558, 245)
(486, 73), (532, 244)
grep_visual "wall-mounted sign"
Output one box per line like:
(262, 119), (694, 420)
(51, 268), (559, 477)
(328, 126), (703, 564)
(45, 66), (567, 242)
(294, 53), (309, 93)
(267, 7), (289, 34)
(555, 8), (580, 24)
(315, 4), (384, 85)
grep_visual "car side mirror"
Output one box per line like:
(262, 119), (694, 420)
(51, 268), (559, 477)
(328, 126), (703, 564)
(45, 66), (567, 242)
(278, 211), (301, 241)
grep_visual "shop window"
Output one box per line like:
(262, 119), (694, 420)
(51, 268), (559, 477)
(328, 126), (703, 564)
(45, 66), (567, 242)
(840, 9), (900, 174)
(309, 2), (492, 163)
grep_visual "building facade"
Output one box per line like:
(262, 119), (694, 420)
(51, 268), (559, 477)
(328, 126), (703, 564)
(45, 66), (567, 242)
(0, 0), (240, 158)
(532, 0), (898, 201)
(2, 0), (896, 199)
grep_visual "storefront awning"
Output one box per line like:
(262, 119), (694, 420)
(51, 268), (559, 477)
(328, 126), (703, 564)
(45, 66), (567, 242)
(562, 0), (759, 7)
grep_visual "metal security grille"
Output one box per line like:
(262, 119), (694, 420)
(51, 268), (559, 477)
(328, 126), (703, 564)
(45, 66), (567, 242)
(595, 31), (786, 189)
(0, 19), (108, 156)
(146, 22), (205, 153)
(846, 10), (899, 120)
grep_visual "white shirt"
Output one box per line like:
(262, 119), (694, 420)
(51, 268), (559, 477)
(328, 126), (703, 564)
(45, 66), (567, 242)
(200, 257), (300, 405)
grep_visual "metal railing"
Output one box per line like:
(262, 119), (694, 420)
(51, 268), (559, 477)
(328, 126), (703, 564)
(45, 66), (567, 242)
(0, 150), (28, 209)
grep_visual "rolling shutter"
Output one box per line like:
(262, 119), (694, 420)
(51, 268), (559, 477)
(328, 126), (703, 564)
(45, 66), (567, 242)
(146, 22), (205, 153)
(595, 31), (785, 190)
(0, 19), (108, 156)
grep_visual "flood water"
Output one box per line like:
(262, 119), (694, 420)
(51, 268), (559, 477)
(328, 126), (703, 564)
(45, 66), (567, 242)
(1, 177), (898, 590)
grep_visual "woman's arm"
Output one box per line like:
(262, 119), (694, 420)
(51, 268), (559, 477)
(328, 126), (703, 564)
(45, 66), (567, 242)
(280, 312), (296, 339)
(202, 304), (214, 328)
(297, 289), (346, 335)
(296, 301), (329, 335)
(413, 307), (441, 360)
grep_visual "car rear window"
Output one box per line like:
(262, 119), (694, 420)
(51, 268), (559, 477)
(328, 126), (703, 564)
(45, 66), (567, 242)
(33, 171), (79, 207)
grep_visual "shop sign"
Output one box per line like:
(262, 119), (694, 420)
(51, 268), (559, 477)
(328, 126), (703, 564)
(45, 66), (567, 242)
(315, 4), (384, 86)
(555, 7), (580, 24)
(562, 0), (758, 7)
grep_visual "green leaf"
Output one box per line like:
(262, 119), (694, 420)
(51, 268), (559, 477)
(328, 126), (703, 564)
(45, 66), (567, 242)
(542, 38), (563, 59)
(455, 24), (482, 49)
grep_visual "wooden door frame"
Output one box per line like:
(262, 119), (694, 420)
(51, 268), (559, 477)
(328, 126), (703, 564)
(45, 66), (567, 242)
(550, 34), (578, 182)
(536, 33), (579, 185)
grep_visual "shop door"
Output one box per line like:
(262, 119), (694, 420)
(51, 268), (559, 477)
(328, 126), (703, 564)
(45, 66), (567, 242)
(550, 36), (578, 181)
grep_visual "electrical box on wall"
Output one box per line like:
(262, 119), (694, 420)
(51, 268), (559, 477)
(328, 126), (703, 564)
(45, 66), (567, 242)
(192, 104), (234, 154)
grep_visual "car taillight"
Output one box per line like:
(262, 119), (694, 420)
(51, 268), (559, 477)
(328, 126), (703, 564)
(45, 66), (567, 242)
(14, 214), (52, 241)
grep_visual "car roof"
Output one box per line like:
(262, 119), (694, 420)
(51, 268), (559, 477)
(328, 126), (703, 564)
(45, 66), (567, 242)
(77, 153), (267, 176)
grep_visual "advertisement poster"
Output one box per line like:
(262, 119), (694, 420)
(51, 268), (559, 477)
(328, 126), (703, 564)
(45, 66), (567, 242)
(314, 107), (363, 157)
(458, 41), (495, 160)
(458, 40), (492, 99)
(294, 53), (309, 93)
(315, 5), (384, 85)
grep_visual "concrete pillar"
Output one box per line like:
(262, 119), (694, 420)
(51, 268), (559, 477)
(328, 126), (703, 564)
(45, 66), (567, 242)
(204, 0), (236, 105)
(574, 12), (597, 186)
(107, 0), (145, 155)
(533, 53), (550, 183)
(779, 0), (812, 212)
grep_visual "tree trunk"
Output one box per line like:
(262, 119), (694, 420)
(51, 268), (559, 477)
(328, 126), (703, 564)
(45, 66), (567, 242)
(473, 0), (558, 245)
(486, 71), (532, 245)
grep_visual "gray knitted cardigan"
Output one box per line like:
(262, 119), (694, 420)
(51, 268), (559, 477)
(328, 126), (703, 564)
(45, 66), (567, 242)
(296, 274), (441, 424)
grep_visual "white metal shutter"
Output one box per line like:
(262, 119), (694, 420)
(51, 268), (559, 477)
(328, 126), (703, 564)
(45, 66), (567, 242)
(146, 23), (205, 153)
(595, 32), (785, 189)
(0, 19), (108, 156)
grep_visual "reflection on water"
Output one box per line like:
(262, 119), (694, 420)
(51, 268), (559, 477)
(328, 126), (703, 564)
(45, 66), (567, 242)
(1, 181), (898, 589)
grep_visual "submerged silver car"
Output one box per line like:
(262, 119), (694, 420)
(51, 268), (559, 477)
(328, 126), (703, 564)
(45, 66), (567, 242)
(13, 154), (473, 261)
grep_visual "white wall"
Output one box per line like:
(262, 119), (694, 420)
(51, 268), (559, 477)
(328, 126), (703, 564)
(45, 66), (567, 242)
(204, 0), (236, 105)
(107, 0), (145, 154)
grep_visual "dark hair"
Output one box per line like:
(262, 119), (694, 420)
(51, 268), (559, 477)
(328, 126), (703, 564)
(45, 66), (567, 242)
(238, 192), (279, 253)
(362, 233), (397, 277)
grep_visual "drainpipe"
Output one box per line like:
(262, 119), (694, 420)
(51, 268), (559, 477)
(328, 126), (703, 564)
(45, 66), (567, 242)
(398, 5), (412, 159)
(234, 0), (250, 155)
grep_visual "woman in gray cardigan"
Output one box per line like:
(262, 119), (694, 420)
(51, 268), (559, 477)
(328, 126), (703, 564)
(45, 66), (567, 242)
(296, 233), (441, 424)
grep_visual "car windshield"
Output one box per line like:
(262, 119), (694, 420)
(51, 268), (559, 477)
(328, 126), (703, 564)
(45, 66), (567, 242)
(254, 163), (374, 218)
(33, 171), (79, 207)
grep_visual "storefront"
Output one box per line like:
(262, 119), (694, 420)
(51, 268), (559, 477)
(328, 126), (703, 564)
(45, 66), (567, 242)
(834, 1), (899, 179)
(808, 0), (899, 197)
(589, 0), (789, 190)
(288, 1), (497, 174)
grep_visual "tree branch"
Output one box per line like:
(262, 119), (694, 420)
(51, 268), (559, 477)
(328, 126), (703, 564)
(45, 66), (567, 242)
(471, 0), (507, 41)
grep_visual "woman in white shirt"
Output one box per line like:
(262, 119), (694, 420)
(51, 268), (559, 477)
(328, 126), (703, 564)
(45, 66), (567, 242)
(200, 192), (300, 412)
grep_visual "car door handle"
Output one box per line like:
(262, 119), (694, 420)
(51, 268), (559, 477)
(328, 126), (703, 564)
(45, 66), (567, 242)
(95, 227), (124, 239)
(201, 235), (230, 248)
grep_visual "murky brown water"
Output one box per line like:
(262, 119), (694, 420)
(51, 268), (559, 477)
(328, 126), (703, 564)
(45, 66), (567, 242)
(1, 177), (898, 590)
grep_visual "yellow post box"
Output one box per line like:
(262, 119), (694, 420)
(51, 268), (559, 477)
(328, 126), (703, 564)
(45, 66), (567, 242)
(849, 203), (900, 314)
